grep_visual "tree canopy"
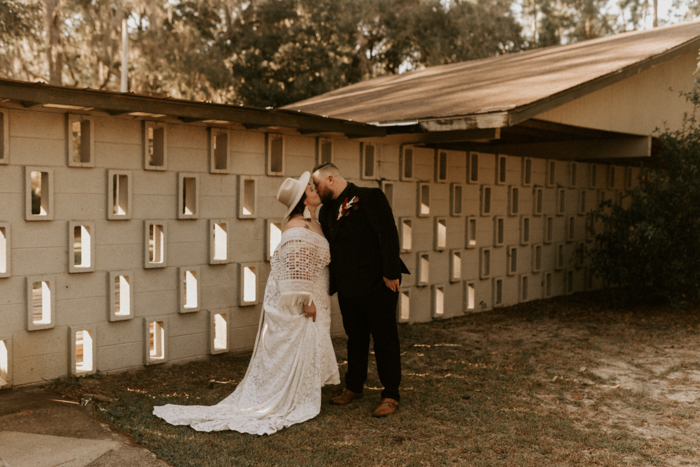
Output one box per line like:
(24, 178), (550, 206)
(0, 0), (695, 107)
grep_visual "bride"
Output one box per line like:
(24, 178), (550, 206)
(153, 171), (340, 435)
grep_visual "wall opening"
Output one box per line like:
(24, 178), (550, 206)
(267, 221), (282, 260)
(578, 190), (587, 215)
(242, 179), (256, 217)
(147, 126), (165, 167)
(522, 158), (532, 186)
(481, 186), (491, 216)
(183, 270), (198, 310)
(0, 340), (8, 386)
(382, 182), (394, 208)
(30, 170), (50, 216)
(466, 217), (477, 249)
(32, 280), (51, 325)
(450, 250), (462, 282)
(589, 164), (598, 188)
(520, 216), (530, 245)
(435, 218), (447, 250)
(400, 218), (412, 252)
(493, 217), (504, 247)
(509, 186), (519, 216)
(436, 151), (447, 182)
(73, 225), (92, 269)
(557, 188), (566, 215)
(480, 248), (491, 279)
(566, 216), (575, 242)
(399, 290), (411, 322)
(569, 162), (578, 187)
(0, 226), (6, 274)
(451, 184), (463, 216)
(507, 246), (517, 275)
(598, 189), (606, 206)
(493, 278), (503, 306)
(556, 243), (565, 270)
(547, 160), (556, 187)
(586, 216), (595, 242)
(468, 152), (479, 183)
(465, 282), (475, 311)
(213, 313), (228, 351)
(401, 147), (413, 180)
(114, 275), (130, 317)
(213, 130), (228, 171)
(182, 177), (197, 216)
(532, 244), (542, 272)
(432, 285), (445, 318)
(497, 155), (507, 185)
(533, 187), (543, 216)
(520, 275), (529, 302)
(112, 174), (129, 216)
(70, 119), (92, 164)
(318, 138), (333, 165)
(544, 217), (554, 244)
(149, 320), (165, 361)
(213, 222), (228, 262)
(242, 265), (257, 304)
(419, 184), (430, 216)
(418, 253), (430, 285)
(608, 166), (616, 189)
(544, 272), (553, 298)
(362, 143), (376, 179)
(268, 135), (285, 175)
(148, 224), (165, 265)
(0, 111), (5, 163)
(75, 330), (93, 374)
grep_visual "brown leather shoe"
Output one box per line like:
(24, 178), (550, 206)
(330, 388), (364, 405)
(372, 398), (399, 417)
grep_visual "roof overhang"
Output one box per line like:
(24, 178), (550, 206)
(0, 78), (386, 138)
(378, 32), (700, 133)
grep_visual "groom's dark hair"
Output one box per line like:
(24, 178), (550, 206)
(312, 162), (340, 175)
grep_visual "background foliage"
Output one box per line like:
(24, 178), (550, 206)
(588, 92), (700, 306)
(1, 0), (696, 106)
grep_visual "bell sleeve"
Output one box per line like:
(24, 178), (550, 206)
(276, 238), (317, 308)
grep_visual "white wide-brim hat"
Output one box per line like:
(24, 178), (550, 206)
(277, 171), (311, 219)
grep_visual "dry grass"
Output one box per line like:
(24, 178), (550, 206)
(52, 291), (700, 466)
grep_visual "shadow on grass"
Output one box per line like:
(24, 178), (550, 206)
(51, 291), (700, 466)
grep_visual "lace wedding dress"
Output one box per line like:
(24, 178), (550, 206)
(153, 228), (340, 435)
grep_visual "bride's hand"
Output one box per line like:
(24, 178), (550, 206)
(303, 301), (317, 322)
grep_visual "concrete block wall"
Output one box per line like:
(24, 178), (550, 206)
(0, 103), (637, 386)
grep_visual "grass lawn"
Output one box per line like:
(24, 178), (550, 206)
(52, 291), (700, 466)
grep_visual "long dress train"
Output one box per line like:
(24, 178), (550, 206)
(153, 228), (340, 435)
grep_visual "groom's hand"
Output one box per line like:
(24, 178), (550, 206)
(383, 277), (399, 292)
(304, 301), (317, 322)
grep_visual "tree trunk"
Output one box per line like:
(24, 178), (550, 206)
(653, 0), (658, 27)
(43, 0), (62, 85)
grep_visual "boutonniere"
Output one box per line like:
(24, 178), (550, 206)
(337, 196), (360, 220)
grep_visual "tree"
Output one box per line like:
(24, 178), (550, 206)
(0, 0), (43, 81)
(588, 92), (700, 306)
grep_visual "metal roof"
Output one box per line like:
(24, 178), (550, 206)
(0, 78), (385, 138)
(284, 21), (700, 130)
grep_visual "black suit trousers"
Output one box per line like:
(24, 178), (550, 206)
(338, 285), (401, 401)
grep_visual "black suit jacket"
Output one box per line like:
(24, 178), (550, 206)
(319, 183), (409, 298)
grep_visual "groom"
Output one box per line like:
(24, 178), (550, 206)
(312, 162), (408, 417)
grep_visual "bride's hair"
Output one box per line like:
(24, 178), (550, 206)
(288, 193), (307, 218)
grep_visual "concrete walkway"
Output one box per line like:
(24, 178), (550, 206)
(0, 386), (168, 467)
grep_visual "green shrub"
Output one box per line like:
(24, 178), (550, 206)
(588, 93), (700, 307)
